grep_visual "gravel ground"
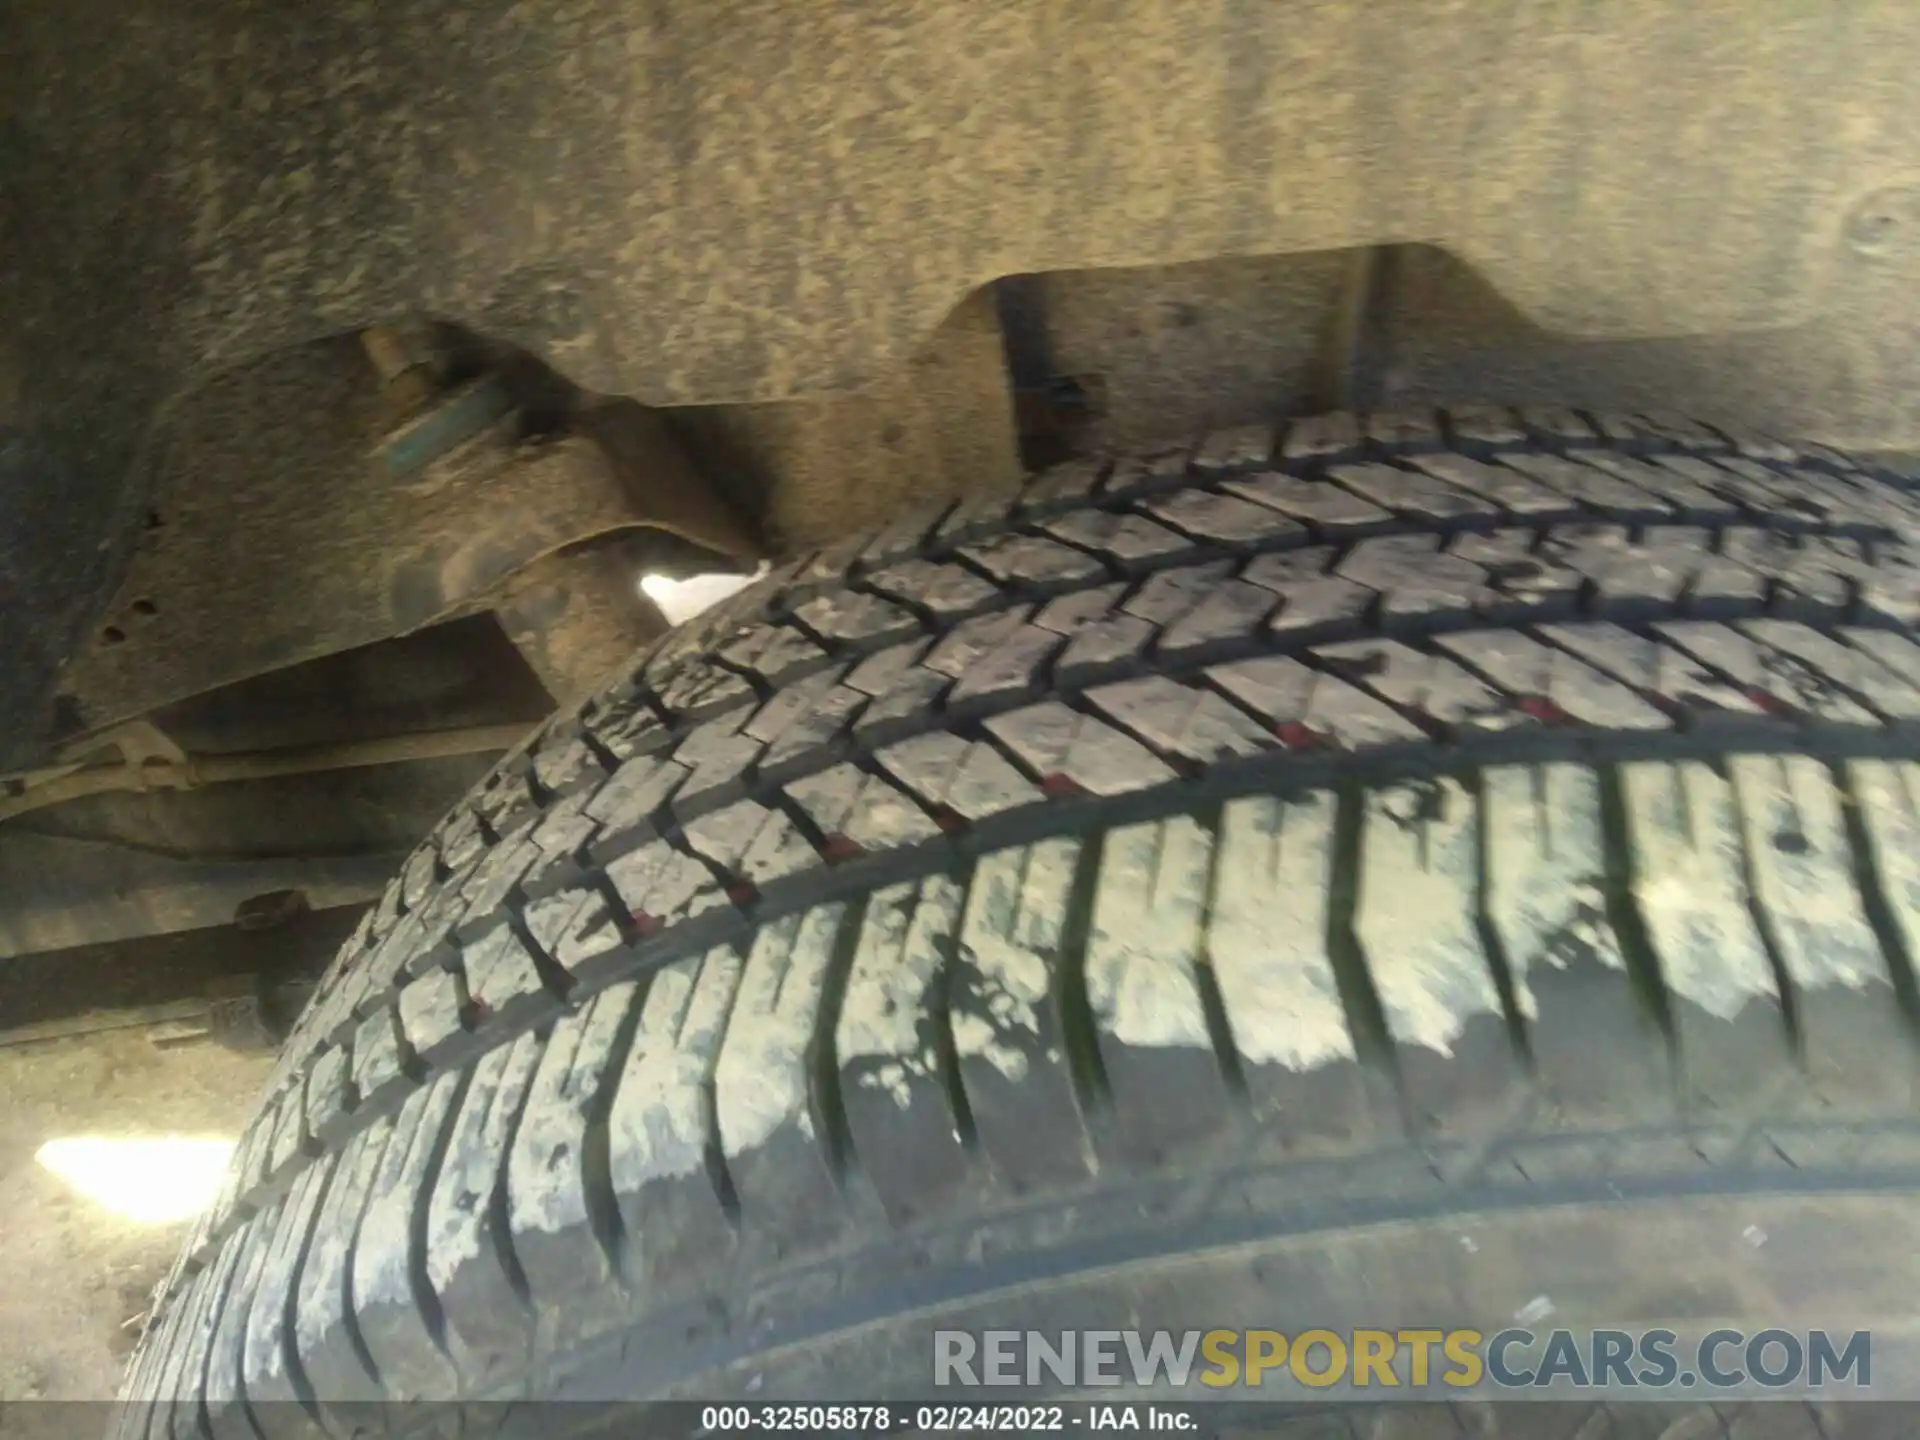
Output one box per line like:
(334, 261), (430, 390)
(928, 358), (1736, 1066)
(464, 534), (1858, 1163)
(0, 1030), (272, 1400)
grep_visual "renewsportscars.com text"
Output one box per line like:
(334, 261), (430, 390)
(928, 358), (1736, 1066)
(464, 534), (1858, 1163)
(932, 1328), (1871, 1394)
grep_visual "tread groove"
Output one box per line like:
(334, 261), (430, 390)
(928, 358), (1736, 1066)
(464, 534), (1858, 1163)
(1052, 827), (1113, 1119)
(1595, 764), (1681, 1055)
(1323, 779), (1402, 1099)
(1834, 760), (1920, 1031)
(807, 894), (870, 1191)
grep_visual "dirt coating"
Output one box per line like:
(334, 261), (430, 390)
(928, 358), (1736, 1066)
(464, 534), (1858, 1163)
(0, 1031), (272, 1399)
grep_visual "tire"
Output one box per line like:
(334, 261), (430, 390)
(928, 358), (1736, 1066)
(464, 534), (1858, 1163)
(119, 407), (1920, 1437)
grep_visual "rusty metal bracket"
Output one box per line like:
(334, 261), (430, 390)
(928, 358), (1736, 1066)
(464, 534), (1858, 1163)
(49, 339), (761, 746)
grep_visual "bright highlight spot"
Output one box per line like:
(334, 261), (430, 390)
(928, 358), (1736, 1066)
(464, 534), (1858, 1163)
(36, 1136), (235, 1226)
(641, 567), (765, 627)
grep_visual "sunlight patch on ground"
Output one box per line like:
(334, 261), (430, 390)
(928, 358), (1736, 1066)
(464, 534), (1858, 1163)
(641, 567), (765, 627)
(35, 1136), (235, 1226)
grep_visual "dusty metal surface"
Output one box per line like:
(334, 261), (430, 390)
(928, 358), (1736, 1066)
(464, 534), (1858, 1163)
(49, 338), (755, 741)
(0, 833), (400, 958)
(676, 290), (1023, 549)
(5, 0), (1920, 766)
(495, 539), (672, 703)
(0, 721), (529, 824)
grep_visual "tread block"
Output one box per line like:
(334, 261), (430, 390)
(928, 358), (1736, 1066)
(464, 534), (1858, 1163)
(1156, 578), (1282, 659)
(1841, 626), (1920, 688)
(1729, 754), (1913, 1117)
(711, 618), (832, 689)
(785, 761), (942, 854)
(1032, 581), (1126, 635)
(1101, 444), (1193, 498)
(653, 658), (758, 720)
(922, 608), (1035, 681)
(1721, 529), (1862, 611)
(1281, 411), (1361, 460)
(1433, 631), (1670, 730)
(874, 731), (1045, 825)
(983, 700), (1178, 797)
(295, 1117), (396, 1407)
(1329, 461), (1500, 522)
(1536, 622), (1764, 723)
(1365, 407), (1443, 450)
(841, 639), (930, 698)
(1209, 792), (1386, 1155)
(1849, 758), (1920, 972)
(435, 807), (489, 875)
(1409, 452), (1576, 518)
(1206, 655), (1424, 750)
(508, 980), (643, 1351)
(530, 735), (605, 798)
(1314, 639), (1510, 731)
(1337, 534), (1489, 617)
(1445, 404), (1526, 446)
(1848, 542), (1920, 624)
(1515, 405), (1598, 442)
(519, 790), (599, 893)
(1357, 778), (1526, 1152)
(1243, 549), (1372, 638)
(1655, 621), (1878, 725)
(945, 622), (1065, 712)
(836, 875), (971, 1221)
(1447, 529), (1585, 618)
(241, 1159), (337, 1426)
(1016, 455), (1108, 513)
(954, 531), (1107, 590)
(1085, 816), (1233, 1165)
(584, 753), (685, 834)
(950, 838), (1093, 1190)
(1193, 423), (1276, 472)
(426, 1034), (542, 1383)
(303, 1044), (357, 1150)
(522, 885), (615, 975)
(450, 825), (543, 940)
(1040, 508), (1193, 570)
(754, 676), (866, 779)
(584, 696), (672, 763)
(1085, 675), (1274, 766)
(775, 587), (917, 652)
(604, 838), (728, 937)
(202, 1205), (280, 1439)
(349, 1006), (413, 1108)
(1125, 560), (1234, 625)
(398, 844), (442, 913)
(682, 799), (826, 893)
(1222, 470), (1392, 530)
(353, 1075), (463, 1398)
(668, 711), (764, 820)
(1583, 451), (1739, 517)
(1483, 764), (1671, 1128)
(610, 947), (744, 1292)
(461, 924), (552, 1028)
(1501, 450), (1675, 517)
(715, 904), (849, 1246)
(1057, 612), (1155, 680)
(261, 1087), (310, 1190)
(1740, 620), (1920, 721)
(1620, 761), (1794, 1133)
(1140, 487), (1306, 549)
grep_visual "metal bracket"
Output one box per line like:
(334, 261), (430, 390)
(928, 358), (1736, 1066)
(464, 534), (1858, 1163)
(48, 337), (761, 748)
